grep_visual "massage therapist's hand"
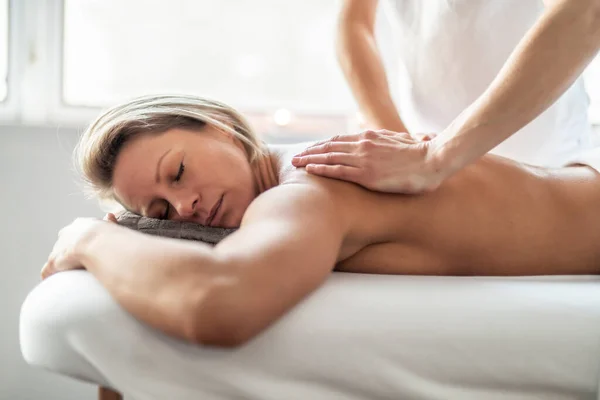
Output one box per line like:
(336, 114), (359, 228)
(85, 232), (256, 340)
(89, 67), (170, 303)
(291, 129), (444, 194)
(41, 214), (117, 280)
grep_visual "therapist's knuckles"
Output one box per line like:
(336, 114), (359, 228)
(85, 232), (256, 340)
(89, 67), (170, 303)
(360, 129), (379, 140)
(308, 141), (337, 155)
(320, 152), (342, 164)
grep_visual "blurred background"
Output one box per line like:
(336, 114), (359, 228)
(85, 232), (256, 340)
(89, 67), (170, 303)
(2, 1), (600, 399)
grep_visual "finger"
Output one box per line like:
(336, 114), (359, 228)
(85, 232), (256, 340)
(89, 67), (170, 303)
(377, 130), (403, 136)
(294, 134), (361, 156)
(304, 164), (363, 183)
(295, 141), (357, 157)
(391, 135), (418, 144)
(292, 141), (356, 158)
(41, 262), (53, 280)
(104, 213), (118, 223)
(375, 130), (411, 138)
(292, 152), (360, 168)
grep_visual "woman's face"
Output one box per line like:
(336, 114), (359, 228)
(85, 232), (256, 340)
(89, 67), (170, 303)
(112, 126), (257, 228)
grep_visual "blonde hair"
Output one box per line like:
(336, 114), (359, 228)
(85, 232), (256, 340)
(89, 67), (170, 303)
(74, 94), (265, 203)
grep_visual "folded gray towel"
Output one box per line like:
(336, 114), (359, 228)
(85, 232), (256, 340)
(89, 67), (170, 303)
(116, 211), (237, 245)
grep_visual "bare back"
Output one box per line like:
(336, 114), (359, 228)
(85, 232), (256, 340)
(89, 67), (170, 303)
(277, 148), (600, 277)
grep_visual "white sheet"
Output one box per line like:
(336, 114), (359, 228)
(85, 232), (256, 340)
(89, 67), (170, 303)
(566, 145), (600, 173)
(20, 271), (600, 400)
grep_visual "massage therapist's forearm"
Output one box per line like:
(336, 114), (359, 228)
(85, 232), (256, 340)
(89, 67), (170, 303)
(338, 0), (407, 132)
(77, 223), (237, 345)
(433, 0), (600, 174)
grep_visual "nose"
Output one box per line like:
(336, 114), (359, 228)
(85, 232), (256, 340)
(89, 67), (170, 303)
(173, 193), (199, 218)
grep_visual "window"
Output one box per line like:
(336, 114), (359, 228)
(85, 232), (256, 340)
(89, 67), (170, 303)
(0, 0), (8, 102)
(3, 0), (598, 135)
(62, 0), (357, 138)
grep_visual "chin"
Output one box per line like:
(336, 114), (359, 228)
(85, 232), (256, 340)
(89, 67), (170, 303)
(225, 210), (243, 229)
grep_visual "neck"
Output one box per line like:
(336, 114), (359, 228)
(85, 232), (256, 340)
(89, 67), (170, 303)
(251, 145), (282, 194)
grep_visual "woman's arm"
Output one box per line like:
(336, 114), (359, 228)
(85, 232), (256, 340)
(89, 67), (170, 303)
(76, 178), (349, 347)
(337, 0), (407, 132)
(433, 0), (600, 174)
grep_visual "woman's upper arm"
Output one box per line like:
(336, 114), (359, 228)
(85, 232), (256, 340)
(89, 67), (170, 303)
(207, 180), (350, 342)
(340, 0), (379, 31)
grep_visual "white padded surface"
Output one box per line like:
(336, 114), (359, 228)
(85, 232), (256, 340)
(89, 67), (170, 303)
(566, 145), (600, 173)
(20, 271), (600, 400)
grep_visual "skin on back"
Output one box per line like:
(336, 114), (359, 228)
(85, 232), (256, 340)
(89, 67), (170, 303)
(276, 145), (600, 277)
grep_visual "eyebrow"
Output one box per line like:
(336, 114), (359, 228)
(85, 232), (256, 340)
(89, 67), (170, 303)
(155, 149), (171, 184)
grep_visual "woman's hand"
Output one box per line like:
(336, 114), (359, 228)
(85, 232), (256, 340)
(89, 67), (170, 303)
(291, 129), (444, 194)
(41, 214), (118, 280)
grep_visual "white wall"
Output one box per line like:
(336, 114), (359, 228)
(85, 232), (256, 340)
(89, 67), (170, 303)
(0, 124), (101, 400)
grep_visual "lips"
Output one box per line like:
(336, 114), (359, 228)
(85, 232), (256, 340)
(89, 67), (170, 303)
(206, 195), (223, 227)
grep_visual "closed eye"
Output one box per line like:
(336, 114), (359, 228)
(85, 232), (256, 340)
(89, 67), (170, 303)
(160, 161), (185, 219)
(174, 161), (185, 182)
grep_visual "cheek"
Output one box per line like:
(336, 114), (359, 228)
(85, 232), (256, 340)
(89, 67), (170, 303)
(215, 147), (254, 184)
(194, 147), (254, 196)
(224, 157), (255, 204)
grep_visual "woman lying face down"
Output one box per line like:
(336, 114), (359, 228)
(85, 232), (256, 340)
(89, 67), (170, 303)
(43, 94), (600, 347)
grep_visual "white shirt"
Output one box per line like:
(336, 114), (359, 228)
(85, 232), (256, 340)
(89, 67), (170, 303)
(381, 0), (593, 167)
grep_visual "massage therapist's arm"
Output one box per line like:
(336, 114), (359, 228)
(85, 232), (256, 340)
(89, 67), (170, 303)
(338, 0), (407, 132)
(76, 179), (347, 347)
(433, 0), (600, 173)
(295, 0), (600, 194)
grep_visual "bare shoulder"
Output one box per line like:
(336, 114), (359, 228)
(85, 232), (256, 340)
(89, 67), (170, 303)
(274, 142), (365, 203)
(242, 165), (357, 229)
(263, 143), (405, 246)
(237, 142), (369, 242)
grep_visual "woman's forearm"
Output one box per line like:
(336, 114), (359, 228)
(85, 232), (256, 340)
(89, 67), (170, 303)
(77, 223), (231, 343)
(337, 2), (407, 132)
(433, 0), (600, 174)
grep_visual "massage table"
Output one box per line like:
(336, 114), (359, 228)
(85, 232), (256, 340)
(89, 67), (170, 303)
(20, 270), (600, 399)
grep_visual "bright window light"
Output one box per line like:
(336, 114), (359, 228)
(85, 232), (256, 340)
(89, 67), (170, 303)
(0, 0), (8, 102)
(273, 108), (292, 126)
(62, 0), (355, 114)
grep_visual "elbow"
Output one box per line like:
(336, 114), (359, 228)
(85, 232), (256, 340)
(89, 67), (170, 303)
(182, 277), (259, 348)
(190, 315), (255, 349)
